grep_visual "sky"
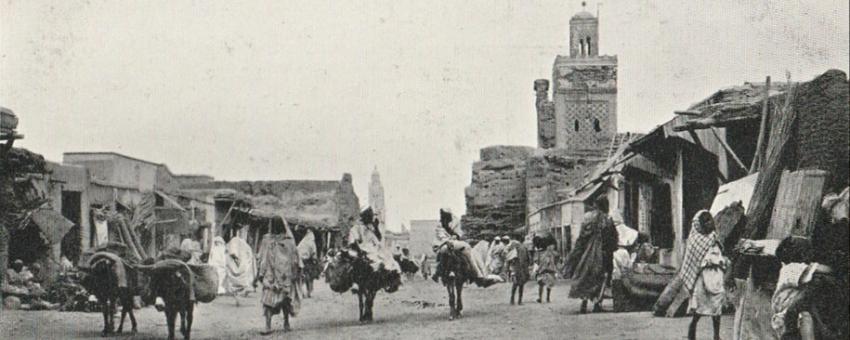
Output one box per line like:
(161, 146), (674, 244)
(2, 0), (848, 232)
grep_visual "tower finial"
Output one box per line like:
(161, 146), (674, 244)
(581, 1), (586, 9)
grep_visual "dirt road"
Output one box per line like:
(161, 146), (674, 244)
(1, 278), (732, 339)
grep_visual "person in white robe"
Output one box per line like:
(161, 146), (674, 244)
(207, 236), (228, 295)
(225, 234), (256, 298)
(347, 208), (401, 273)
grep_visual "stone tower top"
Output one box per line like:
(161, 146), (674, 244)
(371, 166), (380, 181)
(569, 2), (599, 58)
(546, 3), (618, 152)
(368, 166), (387, 243)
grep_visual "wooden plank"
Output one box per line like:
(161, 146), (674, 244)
(750, 76), (771, 174)
(765, 169), (827, 239)
(674, 110), (701, 116)
(710, 127), (749, 173)
(672, 115), (761, 131)
(743, 83), (797, 240)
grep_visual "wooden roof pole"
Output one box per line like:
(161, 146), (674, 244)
(710, 127), (749, 173)
(750, 76), (771, 174)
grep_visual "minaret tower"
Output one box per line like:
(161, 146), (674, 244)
(550, 1), (618, 153)
(368, 166), (387, 242)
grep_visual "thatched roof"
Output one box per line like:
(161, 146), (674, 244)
(249, 194), (341, 230)
(673, 81), (793, 131)
(182, 179), (359, 231)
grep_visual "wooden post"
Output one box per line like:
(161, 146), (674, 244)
(710, 127), (749, 173)
(750, 76), (771, 174)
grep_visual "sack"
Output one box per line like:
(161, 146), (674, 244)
(157, 247), (192, 263)
(189, 264), (219, 303)
(324, 259), (354, 293)
(701, 268), (725, 295)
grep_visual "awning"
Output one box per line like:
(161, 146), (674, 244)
(155, 190), (186, 212)
(30, 208), (74, 244)
(566, 182), (604, 203)
(622, 153), (674, 179)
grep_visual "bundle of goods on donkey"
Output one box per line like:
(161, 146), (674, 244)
(153, 248), (218, 303)
(324, 248), (400, 294)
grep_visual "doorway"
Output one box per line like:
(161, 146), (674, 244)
(61, 191), (82, 225)
(651, 183), (674, 249)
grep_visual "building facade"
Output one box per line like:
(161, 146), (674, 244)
(408, 219), (438, 260)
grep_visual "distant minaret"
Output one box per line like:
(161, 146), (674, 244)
(368, 166), (387, 243)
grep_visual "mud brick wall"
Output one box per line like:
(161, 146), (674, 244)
(462, 146), (535, 239)
(525, 148), (603, 214)
(793, 69), (849, 192)
(536, 79), (557, 149)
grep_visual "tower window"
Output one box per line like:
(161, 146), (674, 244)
(593, 118), (602, 132)
(586, 36), (592, 55)
(579, 38), (585, 56)
(574, 119), (580, 132)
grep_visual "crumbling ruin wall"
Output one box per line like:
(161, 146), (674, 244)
(535, 79), (557, 149)
(335, 173), (360, 244)
(461, 146), (535, 239)
(525, 148), (605, 214)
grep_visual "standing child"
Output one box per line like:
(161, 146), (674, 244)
(686, 210), (727, 340)
(535, 244), (558, 303)
(419, 253), (431, 280)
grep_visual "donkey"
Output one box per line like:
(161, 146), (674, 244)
(82, 253), (142, 336)
(435, 246), (471, 320)
(140, 259), (196, 340)
(325, 246), (401, 323)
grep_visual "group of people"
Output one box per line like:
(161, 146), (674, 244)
(3, 259), (52, 309)
(175, 215), (320, 335)
(172, 191), (847, 338)
(561, 195), (729, 340)
(428, 208), (559, 305)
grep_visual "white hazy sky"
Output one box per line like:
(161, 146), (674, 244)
(2, 0), (848, 231)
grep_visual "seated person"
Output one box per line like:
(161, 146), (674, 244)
(783, 220), (849, 340)
(5, 259), (27, 291)
(634, 233), (657, 264)
(431, 209), (501, 286)
(770, 235), (813, 338)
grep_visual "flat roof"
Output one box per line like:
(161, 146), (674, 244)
(64, 151), (175, 176)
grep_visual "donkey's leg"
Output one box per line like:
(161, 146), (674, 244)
(165, 308), (177, 340)
(447, 284), (456, 320)
(357, 291), (365, 322)
(179, 308), (187, 337)
(100, 300), (110, 336)
(117, 301), (127, 333)
(117, 290), (133, 333)
(127, 292), (138, 333)
(108, 298), (116, 333)
(366, 289), (378, 322)
(184, 303), (194, 340)
(455, 283), (463, 317)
